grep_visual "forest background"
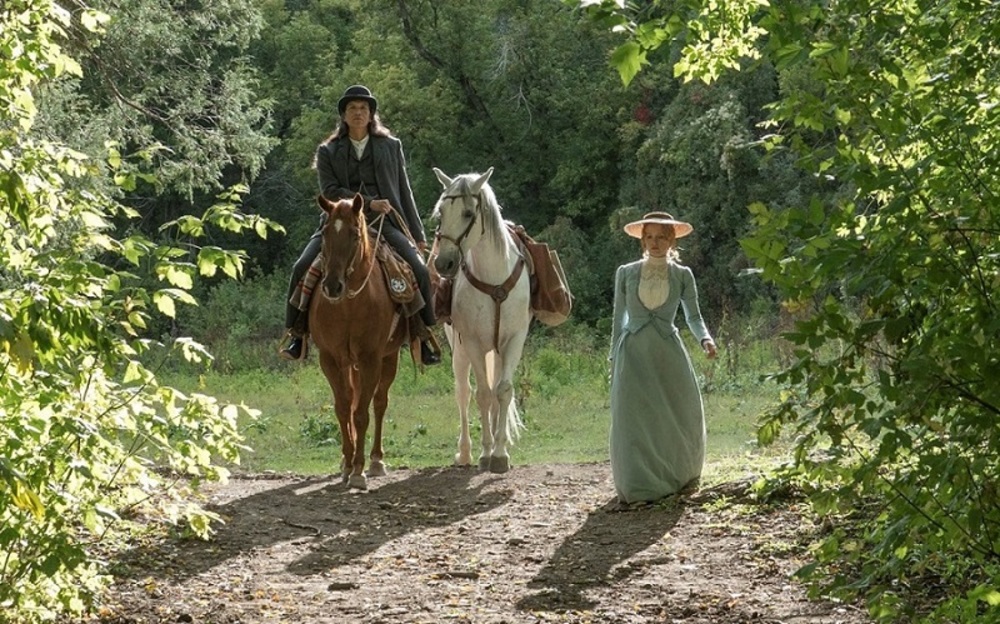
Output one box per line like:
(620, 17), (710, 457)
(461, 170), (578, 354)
(1, 0), (998, 623)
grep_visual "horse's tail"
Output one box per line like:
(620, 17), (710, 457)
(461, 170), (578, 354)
(505, 394), (524, 443)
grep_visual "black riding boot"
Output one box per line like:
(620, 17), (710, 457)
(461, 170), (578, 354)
(280, 336), (306, 361)
(420, 339), (441, 365)
(279, 309), (309, 361)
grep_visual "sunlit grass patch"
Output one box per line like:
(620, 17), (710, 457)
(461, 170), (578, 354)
(161, 325), (787, 482)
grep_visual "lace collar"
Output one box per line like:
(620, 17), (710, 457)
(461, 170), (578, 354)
(640, 256), (670, 277)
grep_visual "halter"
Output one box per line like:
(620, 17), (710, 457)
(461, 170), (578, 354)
(434, 194), (482, 256)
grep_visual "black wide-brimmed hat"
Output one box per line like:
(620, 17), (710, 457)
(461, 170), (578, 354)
(337, 85), (378, 116)
(624, 211), (694, 238)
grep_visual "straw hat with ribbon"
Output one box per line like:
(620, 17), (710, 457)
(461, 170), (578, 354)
(623, 211), (693, 239)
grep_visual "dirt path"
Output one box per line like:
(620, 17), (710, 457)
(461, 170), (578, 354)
(88, 463), (870, 623)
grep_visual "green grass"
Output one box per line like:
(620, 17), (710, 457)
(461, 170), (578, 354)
(702, 390), (793, 487)
(161, 330), (792, 483)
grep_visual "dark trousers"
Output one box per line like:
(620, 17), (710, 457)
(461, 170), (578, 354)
(284, 231), (323, 330)
(284, 223), (436, 332)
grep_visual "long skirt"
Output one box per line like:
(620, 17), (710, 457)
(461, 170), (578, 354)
(609, 325), (706, 503)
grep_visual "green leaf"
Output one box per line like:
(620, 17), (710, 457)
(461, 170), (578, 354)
(831, 46), (848, 76)
(221, 255), (242, 279)
(127, 311), (147, 330)
(113, 172), (136, 191)
(774, 43), (804, 70)
(10, 332), (35, 375)
(123, 360), (144, 384)
(80, 9), (110, 32)
(809, 41), (838, 58)
(611, 41), (646, 86)
(107, 147), (122, 169)
(969, 585), (1000, 606)
(152, 292), (177, 317)
(197, 247), (225, 276)
(39, 554), (62, 576)
(160, 264), (194, 289)
(665, 14), (684, 37)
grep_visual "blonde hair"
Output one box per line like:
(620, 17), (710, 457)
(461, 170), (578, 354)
(641, 223), (681, 262)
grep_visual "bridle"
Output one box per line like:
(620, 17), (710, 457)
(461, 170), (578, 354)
(324, 212), (385, 299)
(433, 194), (481, 257)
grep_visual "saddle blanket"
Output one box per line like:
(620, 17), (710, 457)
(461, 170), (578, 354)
(289, 240), (420, 313)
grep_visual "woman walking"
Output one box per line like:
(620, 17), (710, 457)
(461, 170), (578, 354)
(609, 212), (718, 503)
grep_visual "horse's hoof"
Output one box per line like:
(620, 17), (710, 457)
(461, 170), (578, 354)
(348, 473), (368, 490)
(478, 456), (491, 471)
(367, 461), (387, 477)
(454, 453), (472, 467)
(488, 456), (510, 474)
(340, 471), (350, 484)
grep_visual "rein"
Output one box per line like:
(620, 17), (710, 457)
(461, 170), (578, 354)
(345, 213), (386, 299)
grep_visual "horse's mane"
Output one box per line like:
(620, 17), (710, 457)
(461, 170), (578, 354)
(434, 173), (508, 249)
(355, 205), (372, 257)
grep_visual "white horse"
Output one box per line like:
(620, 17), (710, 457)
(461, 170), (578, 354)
(431, 167), (531, 474)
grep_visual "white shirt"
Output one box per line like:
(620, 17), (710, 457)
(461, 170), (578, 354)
(350, 135), (369, 159)
(638, 256), (670, 309)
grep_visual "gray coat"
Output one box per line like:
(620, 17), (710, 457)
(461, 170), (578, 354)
(314, 135), (426, 244)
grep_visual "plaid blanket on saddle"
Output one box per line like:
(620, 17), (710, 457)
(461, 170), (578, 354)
(289, 253), (324, 312)
(288, 242), (424, 316)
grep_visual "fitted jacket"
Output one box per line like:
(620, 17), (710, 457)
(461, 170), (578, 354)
(314, 134), (426, 245)
(610, 260), (712, 360)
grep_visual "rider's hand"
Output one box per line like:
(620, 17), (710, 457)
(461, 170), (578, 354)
(370, 199), (392, 214)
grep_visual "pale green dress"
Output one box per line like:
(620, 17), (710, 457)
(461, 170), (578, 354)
(609, 257), (713, 503)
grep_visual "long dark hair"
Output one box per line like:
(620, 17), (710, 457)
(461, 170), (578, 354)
(324, 113), (393, 143)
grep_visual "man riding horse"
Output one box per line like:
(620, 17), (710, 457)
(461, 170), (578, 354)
(280, 84), (441, 365)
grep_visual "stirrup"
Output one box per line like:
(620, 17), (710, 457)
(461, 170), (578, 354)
(420, 339), (441, 365)
(278, 333), (308, 361)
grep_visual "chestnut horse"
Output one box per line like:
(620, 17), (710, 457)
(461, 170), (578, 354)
(309, 193), (407, 490)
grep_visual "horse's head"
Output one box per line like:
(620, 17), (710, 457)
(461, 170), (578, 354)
(431, 167), (495, 278)
(317, 193), (369, 302)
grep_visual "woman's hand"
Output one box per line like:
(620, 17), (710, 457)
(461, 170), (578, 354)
(702, 340), (718, 360)
(371, 199), (392, 214)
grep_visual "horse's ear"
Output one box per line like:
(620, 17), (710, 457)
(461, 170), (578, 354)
(433, 167), (453, 189)
(470, 167), (494, 195)
(351, 193), (364, 214)
(316, 195), (332, 214)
